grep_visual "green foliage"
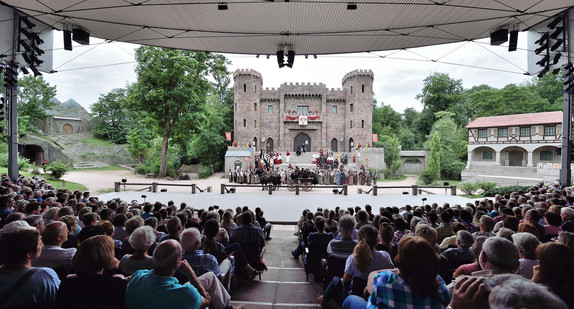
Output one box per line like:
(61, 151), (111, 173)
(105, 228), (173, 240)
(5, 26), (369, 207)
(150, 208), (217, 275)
(426, 112), (467, 179)
(128, 46), (230, 177)
(198, 166), (213, 179)
(378, 134), (402, 175)
(416, 73), (464, 136)
(46, 161), (70, 179)
(17, 76), (57, 135)
(126, 126), (153, 163)
(476, 181), (497, 192)
(0, 153), (31, 170)
(134, 138), (181, 177)
(427, 131), (441, 182)
(459, 182), (479, 195)
(441, 160), (466, 180)
(91, 88), (130, 144)
(483, 185), (532, 197)
(420, 169), (434, 185)
(82, 138), (116, 147)
(372, 102), (402, 136)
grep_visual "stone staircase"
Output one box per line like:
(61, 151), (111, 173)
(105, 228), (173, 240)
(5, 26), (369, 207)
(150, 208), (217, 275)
(228, 225), (322, 308)
(73, 161), (96, 169)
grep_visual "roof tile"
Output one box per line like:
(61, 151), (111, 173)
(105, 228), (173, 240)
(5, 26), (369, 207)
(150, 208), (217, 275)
(466, 111), (563, 129)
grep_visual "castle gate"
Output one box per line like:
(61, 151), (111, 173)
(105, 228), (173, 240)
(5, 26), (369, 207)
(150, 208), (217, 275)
(294, 133), (310, 152)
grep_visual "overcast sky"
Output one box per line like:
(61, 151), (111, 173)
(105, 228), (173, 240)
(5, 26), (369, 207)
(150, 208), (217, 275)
(42, 31), (536, 114)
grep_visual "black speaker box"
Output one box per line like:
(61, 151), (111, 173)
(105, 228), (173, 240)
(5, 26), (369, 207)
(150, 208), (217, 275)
(490, 28), (508, 46)
(72, 28), (89, 45)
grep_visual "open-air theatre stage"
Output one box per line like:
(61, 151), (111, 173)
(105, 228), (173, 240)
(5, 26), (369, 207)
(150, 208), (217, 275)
(99, 189), (474, 224)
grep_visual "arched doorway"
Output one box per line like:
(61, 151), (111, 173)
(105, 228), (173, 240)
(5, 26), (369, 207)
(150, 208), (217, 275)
(266, 138), (274, 152)
(294, 133), (310, 152)
(19, 145), (44, 165)
(252, 137), (257, 151)
(62, 123), (73, 134)
(331, 138), (338, 152)
(508, 150), (523, 166)
(348, 138), (354, 152)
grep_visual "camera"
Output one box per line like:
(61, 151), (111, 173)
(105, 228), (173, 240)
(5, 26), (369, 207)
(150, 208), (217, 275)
(141, 195), (147, 198)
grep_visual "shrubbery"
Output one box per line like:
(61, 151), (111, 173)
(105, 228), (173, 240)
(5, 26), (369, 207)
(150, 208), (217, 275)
(198, 166), (213, 179)
(47, 161), (70, 179)
(483, 185), (532, 197)
(0, 153), (32, 170)
(420, 169), (434, 184)
(459, 182), (479, 195)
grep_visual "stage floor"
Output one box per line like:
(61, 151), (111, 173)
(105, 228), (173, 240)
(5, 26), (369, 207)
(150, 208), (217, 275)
(98, 190), (473, 223)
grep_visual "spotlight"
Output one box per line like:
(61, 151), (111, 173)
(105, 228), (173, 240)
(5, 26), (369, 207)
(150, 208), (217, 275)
(305, 55), (308, 59)
(256, 54), (260, 58)
(537, 67), (549, 78)
(548, 16), (562, 29)
(266, 55), (270, 59)
(218, 3), (228, 10)
(20, 16), (36, 29)
(550, 27), (563, 40)
(347, 2), (357, 10)
(553, 53), (562, 65)
(313, 54), (317, 59)
(551, 39), (564, 51)
(20, 67), (29, 75)
(276, 50), (285, 68)
(286, 50), (295, 68)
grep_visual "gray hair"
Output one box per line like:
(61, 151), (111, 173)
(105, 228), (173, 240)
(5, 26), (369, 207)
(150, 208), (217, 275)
(511, 232), (539, 260)
(457, 230), (475, 250)
(481, 237), (519, 272)
(561, 207), (574, 217)
(44, 207), (60, 220)
(489, 274), (567, 309)
(180, 227), (201, 251)
(129, 226), (156, 251)
(338, 215), (356, 237)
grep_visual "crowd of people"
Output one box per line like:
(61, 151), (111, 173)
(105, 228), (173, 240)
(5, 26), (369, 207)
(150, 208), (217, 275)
(292, 181), (574, 308)
(0, 173), (275, 309)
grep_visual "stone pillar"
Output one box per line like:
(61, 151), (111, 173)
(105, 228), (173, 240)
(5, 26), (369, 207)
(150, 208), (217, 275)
(495, 151), (502, 166)
(527, 151), (533, 167)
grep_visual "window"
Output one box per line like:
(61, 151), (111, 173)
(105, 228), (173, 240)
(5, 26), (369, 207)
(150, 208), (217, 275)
(362, 84), (365, 93)
(350, 121), (353, 128)
(268, 105), (273, 114)
(540, 151), (553, 161)
(350, 104), (354, 112)
(362, 120), (364, 128)
(243, 119), (246, 127)
(254, 103), (257, 111)
(544, 126), (556, 136)
(234, 103), (237, 111)
(332, 106), (337, 114)
(520, 127), (530, 137)
(478, 129), (487, 138)
(483, 151), (493, 160)
(243, 84), (246, 92)
(255, 86), (257, 93)
(254, 120), (256, 128)
(498, 128), (507, 137)
(351, 86), (353, 94)
(297, 106), (309, 115)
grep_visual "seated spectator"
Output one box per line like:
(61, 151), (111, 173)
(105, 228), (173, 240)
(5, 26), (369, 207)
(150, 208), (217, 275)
(112, 213), (129, 241)
(255, 207), (272, 240)
(543, 211), (562, 241)
(442, 230), (475, 281)
(436, 210), (454, 244)
(0, 229), (60, 308)
(160, 216), (183, 242)
(474, 237), (519, 277)
(320, 225), (394, 306)
(524, 209), (546, 241)
(473, 215), (495, 238)
(55, 235), (126, 308)
(511, 232), (539, 279)
(342, 236), (450, 308)
(126, 239), (243, 309)
(32, 221), (76, 271)
(119, 226), (156, 275)
(488, 274), (567, 309)
(439, 222), (467, 251)
(230, 211), (266, 272)
(532, 242), (574, 308)
(518, 222), (540, 239)
(221, 210), (237, 234)
(453, 236), (487, 278)
(375, 222), (396, 259)
(560, 207), (574, 232)
(305, 216), (334, 282)
(181, 227), (228, 278)
(145, 216), (165, 242)
(292, 211), (315, 259)
(415, 223), (440, 253)
(557, 231), (574, 250)
(59, 215), (79, 249)
(327, 215), (358, 257)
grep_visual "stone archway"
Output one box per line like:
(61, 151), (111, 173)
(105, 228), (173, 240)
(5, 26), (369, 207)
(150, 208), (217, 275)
(266, 138), (274, 152)
(348, 138), (354, 152)
(62, 123), (73, 134)
(19, 144), (44, 165)
(509, 150), (523, 166)
(331, 138), (338, 152)
(252, 137), (257, 151)
(294, 133), (310, 152)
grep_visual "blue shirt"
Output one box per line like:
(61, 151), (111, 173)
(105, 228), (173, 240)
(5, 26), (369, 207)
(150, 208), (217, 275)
(182, 250), (221, 277)
(126, 269), (202, 309)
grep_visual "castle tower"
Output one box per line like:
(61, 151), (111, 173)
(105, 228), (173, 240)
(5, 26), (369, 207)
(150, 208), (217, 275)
(342, 69), (374, 152)
(233, 69), (263, 150)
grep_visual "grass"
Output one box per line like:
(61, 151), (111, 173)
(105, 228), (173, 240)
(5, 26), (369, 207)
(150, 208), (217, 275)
(416, 178), (462, 186)
(380, 175), (407, 182)
(82, 137), (117, 147)
(69, 166), (127, 172)
(0, 167), (88, 191)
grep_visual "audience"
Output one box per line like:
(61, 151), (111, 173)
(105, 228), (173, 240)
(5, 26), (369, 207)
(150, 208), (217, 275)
(119, 226), (156, 275)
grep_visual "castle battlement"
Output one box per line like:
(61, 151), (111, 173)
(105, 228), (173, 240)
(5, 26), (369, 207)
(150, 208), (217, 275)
(233, 69), (263, 81)
(342, 69), (374, 83)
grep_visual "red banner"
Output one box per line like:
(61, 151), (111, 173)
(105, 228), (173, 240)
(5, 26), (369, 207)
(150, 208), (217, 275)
(225, 132), (231, 141)
(286, 115), (299, 120)
(372, 134), (378, 142)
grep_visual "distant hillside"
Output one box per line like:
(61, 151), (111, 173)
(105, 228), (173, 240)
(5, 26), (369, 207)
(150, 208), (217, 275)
(48, 98), (91, 119)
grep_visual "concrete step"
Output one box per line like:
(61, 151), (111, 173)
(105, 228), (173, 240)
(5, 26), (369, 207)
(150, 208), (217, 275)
(73, 161), (95, 169)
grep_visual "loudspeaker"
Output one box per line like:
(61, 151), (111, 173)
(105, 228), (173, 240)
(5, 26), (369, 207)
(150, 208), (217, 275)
(508, 30), (518, 51)
(72, 28), (89, 45)
(63, 30), (72, 51)
(490, 28), (508, 46)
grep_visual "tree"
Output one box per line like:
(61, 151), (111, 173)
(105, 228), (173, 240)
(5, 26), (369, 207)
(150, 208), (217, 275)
(427, 131), (442, 183)
(428, 111), (467, 179)
(17, 75), (57, 134)
(416, 73), (464, 136)
(128, 47), (229, 177)
(91, 88), (130, 143)
(189, 95), (230, 171)
(525, 71), (563, 107)
(125, 125), (153, 163)
(466, 84), (551, 119)
(379, 134), (402, 176)
(372, 102), (401, 136)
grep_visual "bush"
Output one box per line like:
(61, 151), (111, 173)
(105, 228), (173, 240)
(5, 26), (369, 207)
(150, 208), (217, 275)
(198, 166), (213, 179)
(459, 182), (479, 195)
(476, 181), (496, 192)
(441, 160), (466, 180)
(483, 185), (532, 197)
(0, 153), (32, 170)
(214, 161), (223, 172)
(47, 161), (70, 179)
(420, 169), (434, 185)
